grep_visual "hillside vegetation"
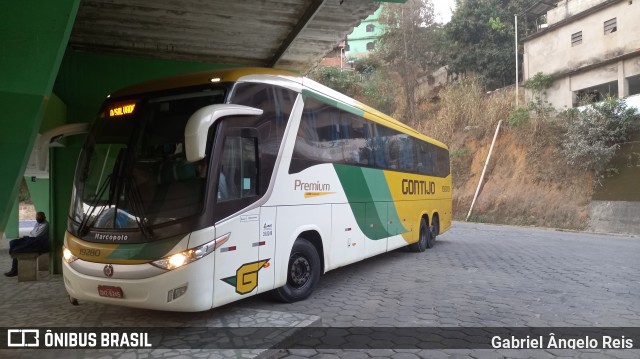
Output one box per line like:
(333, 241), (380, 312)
(421, 79), (594, 229)
(310, 66), (639, 229)
(309, 0), (639, 229)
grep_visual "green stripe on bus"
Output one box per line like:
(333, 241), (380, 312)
(302, 89), (364, 117)
(334, 164), (407, 240)
(361, 167), (407, 236)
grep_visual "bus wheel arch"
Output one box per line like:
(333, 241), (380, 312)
(272, 233), (322, 303)
(298, 230), (325, 274)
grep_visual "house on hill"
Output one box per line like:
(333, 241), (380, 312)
(523, 0), (640, 109)
(346, 7), (384, 58)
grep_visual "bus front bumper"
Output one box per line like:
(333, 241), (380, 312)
(62, 254), (214, 312)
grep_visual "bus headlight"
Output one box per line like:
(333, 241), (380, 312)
(151, 233), (230, 270)
(63, 246), (78, 264)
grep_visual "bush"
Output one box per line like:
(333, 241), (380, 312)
(524, 72), (554, 119)
(307, 66), (359, 96)
(450, 147), (471, 158)
(561, 97), (639, 175)
(507, 108), (530, 127)
(424, 76), (512, 143)
(361, 70), (397, 116)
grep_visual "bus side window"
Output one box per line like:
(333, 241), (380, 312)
(290, 97), (345, 172)
(399, 137), (415, 172)
(217, 136), (258, 202)
(417, 142), (435, 176)
(371, 124), (387, 169)
(230, 82), (296, 193)
(436, 146), (451, 177)
(341, 113), (371, 166)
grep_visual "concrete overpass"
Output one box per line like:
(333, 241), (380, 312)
(0, 0), (402, 273)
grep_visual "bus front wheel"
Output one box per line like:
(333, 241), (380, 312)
(273, 238), (321, 303)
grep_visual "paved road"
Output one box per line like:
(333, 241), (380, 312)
(1, 222), (639, 358)
(242, 222), (640, 358)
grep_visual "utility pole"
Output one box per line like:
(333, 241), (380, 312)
(515, 14), (519, 107)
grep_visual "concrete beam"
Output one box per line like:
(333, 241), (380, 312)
(0, 0), (80, 237)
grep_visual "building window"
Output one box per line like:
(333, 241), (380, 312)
(573, 81), (618, 107)
(604, 18), (617, 35)
(628, 75), (640, 96)
(571, 31), (582, 46)
(366, 24), (375, 32)
(366, 42), (375, 51)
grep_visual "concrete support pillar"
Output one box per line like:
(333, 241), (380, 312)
(0, 0), (80, 240)
(566, 76), (575, 108)
(50, 138), (84, 275)
(618, 61), (629, 98)
(5, 198), (19, 240)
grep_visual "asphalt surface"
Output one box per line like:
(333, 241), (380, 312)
(1, 221), (639, 358)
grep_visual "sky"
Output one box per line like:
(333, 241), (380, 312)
(433, 0), (456, 24)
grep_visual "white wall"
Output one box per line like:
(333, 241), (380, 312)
(548, 0), (608, 25)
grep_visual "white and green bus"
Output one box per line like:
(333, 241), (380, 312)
(62, 68), (452, 311)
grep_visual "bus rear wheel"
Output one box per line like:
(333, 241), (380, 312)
(273, 238), (321, 303)
(431, 215), (440, 242)
(410, 218), (433, 252)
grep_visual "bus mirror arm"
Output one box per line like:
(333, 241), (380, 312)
(184, 104), (263, 162)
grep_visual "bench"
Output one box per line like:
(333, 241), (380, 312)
(14, 252), (50, 282)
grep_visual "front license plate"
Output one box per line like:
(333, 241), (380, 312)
(98, 285), (123, 298)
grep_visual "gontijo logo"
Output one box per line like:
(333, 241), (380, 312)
(401, 179), (436, 195)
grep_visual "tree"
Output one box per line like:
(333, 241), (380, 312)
(444, 0), (538, 90)
(377, 0), (444, 124)
(307, 56), (398, 116)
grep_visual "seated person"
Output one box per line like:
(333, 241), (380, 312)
(4, 212), (50, 277)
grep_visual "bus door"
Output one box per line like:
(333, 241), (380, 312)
(211, 122), (262, 307)
(257, 206), (276, 292)
(213, 207), (260, 307)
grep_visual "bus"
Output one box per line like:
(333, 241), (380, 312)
(62, 68), (452, 312)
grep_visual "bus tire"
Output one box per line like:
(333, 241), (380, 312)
(431, 215), (440, 242)
(410, 218), (431, 252)
(273, 238), (321, 303)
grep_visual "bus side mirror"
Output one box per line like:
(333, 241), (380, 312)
(184, 104), (263, 162)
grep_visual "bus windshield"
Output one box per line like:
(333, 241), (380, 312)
(71, 88), (226, 234)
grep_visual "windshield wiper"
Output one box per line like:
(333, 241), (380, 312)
(125, 175), (153, 239)
(77, 174), (112, 236)
(77, 148), (126, 237)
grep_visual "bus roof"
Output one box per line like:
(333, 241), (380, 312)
(109, 67), (447, 149)
(109, 67), (299, 98)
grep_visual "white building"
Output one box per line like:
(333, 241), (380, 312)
(523, 0), (640, 109)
